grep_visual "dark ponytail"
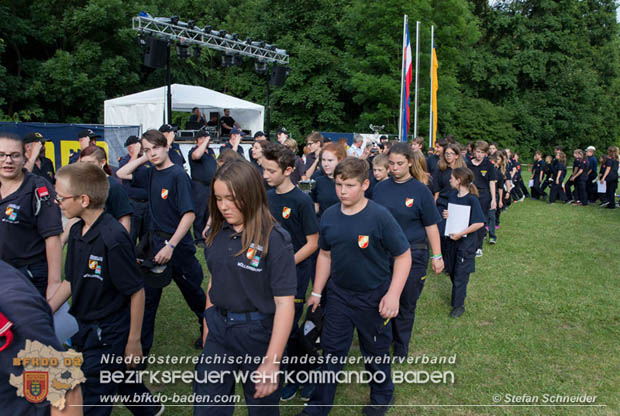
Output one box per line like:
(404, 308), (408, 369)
(452, 167), (479, 197)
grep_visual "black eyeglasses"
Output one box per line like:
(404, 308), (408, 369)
(0, 152), (23, 161)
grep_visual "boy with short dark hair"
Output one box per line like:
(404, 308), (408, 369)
(302, 157), (411, 416)
(49, 163), (160, 416)
(262, 142), (320, 401)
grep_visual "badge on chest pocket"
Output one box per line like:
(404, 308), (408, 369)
(247, 243), (264, 268)
(358, 235), (369, 249)
(405, 198), (414, 207)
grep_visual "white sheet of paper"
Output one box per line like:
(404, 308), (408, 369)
(528, 179), (534, 188)
(53, 302), (78, 345)
(445, 203), (471, 237)
(597, 181), (606, 193)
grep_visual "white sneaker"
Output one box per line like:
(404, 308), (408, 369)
(475, 249), (483, 257)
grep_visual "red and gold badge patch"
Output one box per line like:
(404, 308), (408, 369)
(282, 207), (291, 219)
(23, 371), (48, 403)
(161, 189), (169, 199)
(358, 235), (369, 249)
(405, 198), (414, 207)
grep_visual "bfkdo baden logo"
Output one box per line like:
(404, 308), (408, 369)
(10, 340), (86, 410)
(23, 371), (48, 403)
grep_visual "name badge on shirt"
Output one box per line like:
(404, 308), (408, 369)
(358, 235), (369, 249)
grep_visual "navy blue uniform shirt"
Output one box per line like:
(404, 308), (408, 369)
(0, 173), (62, 267)
(267, 187), (319, 254)
(572, 158), (581, 177)
(32, 157), (55, 184)
(319, 200), (409, 292)
(588, 156), (598, 179)
(118, 154), (150, 201)
(555, 162), (567, 182)
(0, 260), (63, 415)
(373, 177), (440, 244)
(495, 167), (505, 197)
(65, 213), (143, 321)
(206, 223), (297, 314)
(105, 176), (133, 220)
(169, 142), (186, 166)
(139, 164), (194, 242)
(577, 158), (589, 182)
(68, 149), (81, 164)
(432, 167), (453, 207)
(606, 157), (619, 181)
(426, 154), (439, 174)
(310, 175), (339, 217)
(445, 190), (484, 252)
(533, 160), (544, 178)
(189, 146), (217, 185)
(467, 157), (497, 195)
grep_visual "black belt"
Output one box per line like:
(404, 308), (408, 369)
(217, 308), (270, 321)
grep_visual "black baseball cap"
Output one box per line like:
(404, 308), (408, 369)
(124, 135), (140, 147)
(77, 129), (100, 139)
(23, 132), (46, 144)
(253, 131), (266, 139)
(277, 127), (289, 135)
(194, 127), (211, 139)
(230, 127), (245, 136)
(159, 124), (178, 133)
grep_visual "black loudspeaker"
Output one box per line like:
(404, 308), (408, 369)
(270, 65), (289, 87)
(144, 37), (168, 68)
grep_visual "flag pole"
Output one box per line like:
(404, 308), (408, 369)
(398, 15), (407, 142)
(428, 25), (434, 150)
(413, 21), (420, 139)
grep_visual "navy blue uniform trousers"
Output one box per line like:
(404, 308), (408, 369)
(194, 307), (280, 416)
(17, 259), (48, 298)
(392, 246), (428, 357)
(129, 199), (149, 246)
(72, 307), (158, 416)
(142, 238), (205, 354)
(304, 279), (393, 415)
(191, 181), (210, 244)
(444, 239), (475, 308)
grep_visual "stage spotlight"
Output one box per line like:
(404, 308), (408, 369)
(170, 16), (179, 25)
(204, 25), (212, 33)
(245, 37), (252, 44)
(176, 42), (190, 59)
(193, 46), (201, 58)
(222, 54), (233, 67)
(232, 55), (243, 66)
(187, 20), (196, 29)
(255, 61), (268, 74)
(232, 33), (239, 40)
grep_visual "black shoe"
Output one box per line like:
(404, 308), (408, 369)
(450, 306), (465, 318)
(194, 337), (204, 350)
(363, 396), (395, 416)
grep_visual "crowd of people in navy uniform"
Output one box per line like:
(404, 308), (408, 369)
(1, 124), (618, 416)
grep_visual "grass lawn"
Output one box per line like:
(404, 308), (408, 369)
(112, 183), (620, 415)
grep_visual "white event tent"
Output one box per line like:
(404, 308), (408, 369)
(104, 84), (264, 134)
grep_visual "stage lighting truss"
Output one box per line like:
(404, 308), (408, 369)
(132, 14), (289, 65)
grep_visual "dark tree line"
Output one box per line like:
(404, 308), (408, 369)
(1, 0), (618, 156)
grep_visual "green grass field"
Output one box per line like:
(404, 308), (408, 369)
(112, 188), (620, 416)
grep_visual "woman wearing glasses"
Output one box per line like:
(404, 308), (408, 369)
(0, 133), (63, 301)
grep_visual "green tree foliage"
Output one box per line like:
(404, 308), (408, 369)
(0, 0), (618, 154)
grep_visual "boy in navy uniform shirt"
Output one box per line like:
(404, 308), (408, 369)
(189, 127), (217, 246)
(262, 143), (319, 401)
(159, 123), (186, 167)
(0, 133), (63, 299)
(0, 260), (83, 415)
(49, 163), (159, 416)
(117, 129), (206, 351)
(573, 149), (589, 206)
(303, 158), (411, 416)
(118, 135), (151, 245)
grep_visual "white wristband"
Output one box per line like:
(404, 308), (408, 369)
(311, 292), (322, 298)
